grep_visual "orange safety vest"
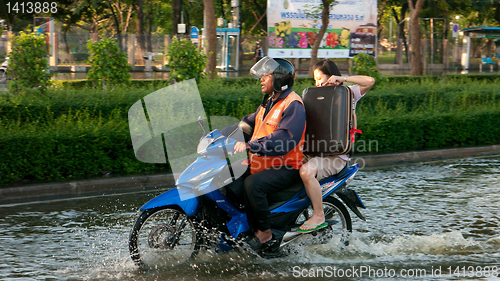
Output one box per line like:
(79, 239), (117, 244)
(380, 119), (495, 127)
(250, 91), (306, 174)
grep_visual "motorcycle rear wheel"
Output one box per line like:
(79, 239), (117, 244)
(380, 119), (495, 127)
(295, 196), (352, 245)
(129, 207), (199, 267)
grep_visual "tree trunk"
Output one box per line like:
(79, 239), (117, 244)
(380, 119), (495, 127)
(135, 0), (146, 65)
(377, 0), (388, 38)
(108, 0), (123, 51)
(204, 0), (217, 79)
(392, 6), (409, 64)
(173, 0), (182, 36)
(408, 0), (425, 76)
(146, 3), (153, 52)
(62, 24), (71, 55)
(308, 0), (330, 76)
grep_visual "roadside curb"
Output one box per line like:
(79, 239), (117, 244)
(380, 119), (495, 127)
(354, 145), (500, 169)
(1, 145), (500, 206)
(0, 174), (175, 206)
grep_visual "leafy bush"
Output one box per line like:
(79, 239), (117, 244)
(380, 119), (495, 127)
(349, 53), (387, 86)
(86, 38), (130, 90)
(166, 37), (207, 82)
(7, 31), (52, 94)
(357, 78), (500, 118)
(357, 109), (500, 153)
(1, 77), (500, 184)
(0, 108), (162, 184)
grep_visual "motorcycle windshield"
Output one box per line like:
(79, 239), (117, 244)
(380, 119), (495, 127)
(128, 79), (247, 200)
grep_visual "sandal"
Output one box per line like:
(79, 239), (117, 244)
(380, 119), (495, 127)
(297, 222), (328, 233)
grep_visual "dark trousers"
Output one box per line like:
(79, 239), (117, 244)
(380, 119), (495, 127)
(243, 166), (301, 231)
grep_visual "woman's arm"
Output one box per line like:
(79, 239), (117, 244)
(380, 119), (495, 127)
(326, 75), (375, 95)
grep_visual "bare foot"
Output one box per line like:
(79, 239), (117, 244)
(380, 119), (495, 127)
(255, 229), (272, 243)
(299, 214), (325, 231)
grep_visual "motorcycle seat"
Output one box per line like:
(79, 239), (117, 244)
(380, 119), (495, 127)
(267, 181), (305, 207)
(267, 162), (350, 209)
(318, 162), (350, 185)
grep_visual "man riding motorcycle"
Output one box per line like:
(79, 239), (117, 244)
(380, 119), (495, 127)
(228, 57), (306, 251)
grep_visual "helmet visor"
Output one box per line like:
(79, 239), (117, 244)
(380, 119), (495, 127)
(250, 56), (279, 79)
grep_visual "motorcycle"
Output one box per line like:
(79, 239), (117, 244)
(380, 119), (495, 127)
(127, 79), (366, 267)
(0, 57), (8, 84)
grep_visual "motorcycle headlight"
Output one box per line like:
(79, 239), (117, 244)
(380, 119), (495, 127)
(197, 137), (214, 154)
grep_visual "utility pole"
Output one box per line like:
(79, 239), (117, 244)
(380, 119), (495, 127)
(231, 0), (240, 28)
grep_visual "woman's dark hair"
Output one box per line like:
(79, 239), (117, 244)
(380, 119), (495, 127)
(313, 59), (341, 76)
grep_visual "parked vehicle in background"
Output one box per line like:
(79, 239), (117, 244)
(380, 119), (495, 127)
(0, 57), (8, 84)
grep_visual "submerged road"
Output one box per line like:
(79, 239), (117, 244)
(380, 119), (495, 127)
(0, 156), (499, 280)
(2, 145), (500, 206)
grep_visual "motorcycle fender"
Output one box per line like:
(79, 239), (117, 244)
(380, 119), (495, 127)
(139, 187), (200, 216)
(335, 185), (366, 221)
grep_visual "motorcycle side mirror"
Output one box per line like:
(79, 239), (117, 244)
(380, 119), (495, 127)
(225, 121), (253, 145)
(238, 121), (254, 136)
(197, 116), (206, 140)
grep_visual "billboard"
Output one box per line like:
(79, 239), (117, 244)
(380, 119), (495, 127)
(267, 0), (377, 58)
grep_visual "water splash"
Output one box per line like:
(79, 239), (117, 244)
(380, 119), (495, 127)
(2, 156), (500, 280)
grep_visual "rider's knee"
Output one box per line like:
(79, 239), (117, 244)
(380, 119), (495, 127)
(299, 164), (315, 181)
(244, 174), (262, 195)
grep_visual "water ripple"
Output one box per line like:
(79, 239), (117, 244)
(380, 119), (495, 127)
(1, 156), (499, 280)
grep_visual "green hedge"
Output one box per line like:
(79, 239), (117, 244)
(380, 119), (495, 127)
(358, 78), (500, 117)
(5, 75), (500, 123)
(0, 78), (311, 123)
(0, 110), (162, 184)
(1, 75), (500, 185)
(357, 109), (500, 153)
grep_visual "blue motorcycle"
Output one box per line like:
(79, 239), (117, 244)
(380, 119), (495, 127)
(127, 80), (366, 267)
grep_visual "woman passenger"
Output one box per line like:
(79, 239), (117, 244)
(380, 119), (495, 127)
(298, 59), (374, 232)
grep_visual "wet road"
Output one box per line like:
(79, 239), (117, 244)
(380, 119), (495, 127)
(1, 156), (499, 280)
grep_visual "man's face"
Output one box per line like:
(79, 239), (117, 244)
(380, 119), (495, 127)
(260, 74), (273, 94)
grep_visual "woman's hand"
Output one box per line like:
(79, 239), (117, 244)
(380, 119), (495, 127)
(322, 75), (344, 86)
(234, 141), (250, 154)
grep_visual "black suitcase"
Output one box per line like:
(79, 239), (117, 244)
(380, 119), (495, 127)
(302, 85), (354, 155)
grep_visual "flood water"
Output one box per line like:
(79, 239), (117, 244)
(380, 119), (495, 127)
(1, 156), (499, 280)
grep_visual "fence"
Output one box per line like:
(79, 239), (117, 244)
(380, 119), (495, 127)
(3, 30), (499, 74)
(377, 34), (500, 73)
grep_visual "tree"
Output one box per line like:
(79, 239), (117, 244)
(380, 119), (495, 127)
(106, 0), (129, 51)
(72, 0), (112, 33)
(134, 0), (147, 59)
(87, 37), (131, 90)
(240, 0), (268, 35)
(166, 37), (207, 82)
(172, 0), (182, 35)
(391, 3), (410, 65)
(408, 0), (425, 76)
(203, 0), (217, 79)
(54, 0), (86, 54)
(8, 32), (52, 94)
(308, 0), (336, 76)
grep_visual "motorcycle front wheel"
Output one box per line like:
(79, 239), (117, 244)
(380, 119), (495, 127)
(129, 207), (199, 267)
(295, 196), (352, 245)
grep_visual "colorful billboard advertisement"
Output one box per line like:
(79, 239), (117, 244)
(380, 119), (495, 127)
(267, 0), (377, 58)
